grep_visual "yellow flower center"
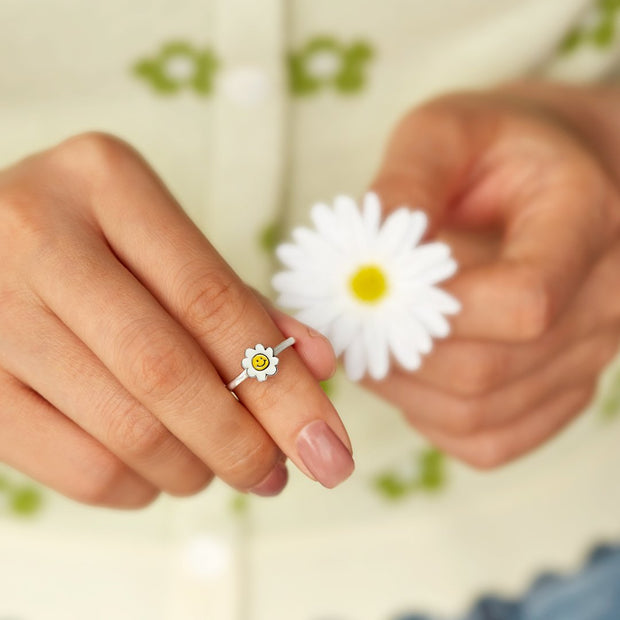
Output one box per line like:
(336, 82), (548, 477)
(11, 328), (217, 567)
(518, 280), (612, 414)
(349, 265), (388, 303)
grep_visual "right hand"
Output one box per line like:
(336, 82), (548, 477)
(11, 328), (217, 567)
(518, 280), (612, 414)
(0, 133), (354, 508)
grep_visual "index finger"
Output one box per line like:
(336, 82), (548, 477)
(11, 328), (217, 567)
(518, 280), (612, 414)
(73, 134), (355, 488)
(444, 173), (620, 341)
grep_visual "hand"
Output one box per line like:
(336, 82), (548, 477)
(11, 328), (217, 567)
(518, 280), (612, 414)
(0, 133), (353, 508)
(367, 84), (620, 468)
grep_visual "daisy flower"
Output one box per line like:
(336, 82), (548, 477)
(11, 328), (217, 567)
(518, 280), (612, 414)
(272, 193), (461, 381)
(241, 344), (279, 382)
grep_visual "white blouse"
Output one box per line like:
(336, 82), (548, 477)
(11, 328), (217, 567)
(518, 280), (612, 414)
(1, 1), (620, 619)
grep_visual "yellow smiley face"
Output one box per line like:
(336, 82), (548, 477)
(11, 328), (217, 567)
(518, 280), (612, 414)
(251, 354), (270, 371)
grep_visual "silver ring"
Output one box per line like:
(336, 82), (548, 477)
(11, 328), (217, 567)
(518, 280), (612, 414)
(226, 337), (296, 391)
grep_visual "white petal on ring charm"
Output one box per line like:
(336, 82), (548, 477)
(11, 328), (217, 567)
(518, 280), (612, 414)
(242, 344), (279, 382)
(226, 337), (295, 391)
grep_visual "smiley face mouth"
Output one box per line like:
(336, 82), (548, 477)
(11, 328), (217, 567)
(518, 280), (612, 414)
(251, 354), (270, 371)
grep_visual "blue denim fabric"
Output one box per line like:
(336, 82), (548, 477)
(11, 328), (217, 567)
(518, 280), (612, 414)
(394, 543), (620, 620)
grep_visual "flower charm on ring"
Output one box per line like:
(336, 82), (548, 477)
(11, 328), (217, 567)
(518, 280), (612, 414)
(242, 344), (279, 382)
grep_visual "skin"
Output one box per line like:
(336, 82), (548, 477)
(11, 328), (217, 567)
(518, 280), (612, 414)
(3, 82), (620, 506)
(367, 82), (620, 469)
(0, 132), (349, 508)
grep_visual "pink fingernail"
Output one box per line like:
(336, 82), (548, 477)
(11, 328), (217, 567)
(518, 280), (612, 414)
(306, 325), (327, 339)
(296, 420), (355, 488)
(250, 462), (288, 497)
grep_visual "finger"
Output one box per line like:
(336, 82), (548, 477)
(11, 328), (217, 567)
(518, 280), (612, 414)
(406, 243), (620, 396)
(28, 225), (286, 494)
(444, 173), (619, 341)
(0, 371), (158, 508)
(367, 328), (619, 436)
(412, 385), (595, 469)
(262, 302), (337, 382)
(0, 296), (214, 497)
(61, 135), (354, 488)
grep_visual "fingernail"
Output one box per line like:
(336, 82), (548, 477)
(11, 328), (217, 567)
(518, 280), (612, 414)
(296, 420), (355, 488)
(307, 325), (327, 339)
(306, 327), (337, 378)
(250, 462), (288, 497)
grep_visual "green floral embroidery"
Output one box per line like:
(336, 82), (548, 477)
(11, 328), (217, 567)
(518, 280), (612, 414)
(259, 220), (285, 254)
(289, 36), (374, 95)
(133, 41), (218, 96)
(230, 492), (250, 516)
(320, 378), (336, 398)
(373, 447), (446, 501)
(560, 0), (620, 54)
(598, 366), (620, 419)
(0, 472), (43, 517)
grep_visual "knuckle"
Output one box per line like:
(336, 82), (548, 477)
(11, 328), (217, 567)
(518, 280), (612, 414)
(105, 407), (172, 461)
(451, 398), (487, 435)
(0, 188), (49, 253)
(51, 131), (135, 177)
(511, 268), (554, 341)
(213, 435), (278, 490)
(72, 452), (156, 508)
(462, 438), (508, 470)
(166, 468), (214, 497)
(182, 271), (250, 343)
(450, 349), (504, 397)
(403, 95), (462, 130)
(128, 330), (196, 400)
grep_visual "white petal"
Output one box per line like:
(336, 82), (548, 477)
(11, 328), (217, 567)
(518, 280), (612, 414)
(403, 243), (451, 277)
(292, 227), (339, 262)
(404, 316), (434, 354)
(276, 291), (324, 310)
(406, 210), (429, 247)
(419, 287), (462, 315)
(363, 319), (390, 380)
(276, 243), (310, 270)
(387, 305), (433, 354)
(245, 348), (256, 358)
(272, 271), (332, 298)
(387, 322), (422, 371)
(265, 365), (278, 376)
(256, 344), (266, 353)
(241, 358), (252, 369)
(362, 192), (381, 239)
(334, 195), (365, 249)
(412, 258), (458, 286)
(344, 336), (367, 382)
(328, 313), (361, 357)
(376, 208), (412, 253)
(413, 307), (451, 338)
(294, 303), (340, 333)
(310, 202), (345, 249)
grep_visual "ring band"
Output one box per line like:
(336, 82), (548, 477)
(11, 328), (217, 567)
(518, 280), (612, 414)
(226, 337), (296, 391)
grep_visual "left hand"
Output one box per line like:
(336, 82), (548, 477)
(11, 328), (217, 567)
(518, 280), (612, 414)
(365, 84), (620, 468)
